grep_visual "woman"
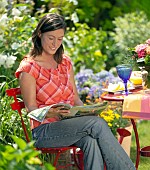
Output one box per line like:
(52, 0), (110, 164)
(15, 13), (135, 170)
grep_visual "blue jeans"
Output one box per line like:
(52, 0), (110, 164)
(32, 116), (135, 170)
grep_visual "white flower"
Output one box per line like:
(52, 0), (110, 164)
(4, 55), (17, 68)
(12, 8), (21, 16)
(18, 6), (27, 11)
(0, 0), (8, 8)
(0, 34), (4, 41)
(14, 16), (23, 22)
(0, 13), (8, 28)
(63, 37), (73, 48)
(73, 35), (79, 43)
(11, 42), (20, 50)
(0, 54), (7, 67)
(0, 14), (8, 34)
(71, 12), (79, 23)
(68, 0), (78, 5)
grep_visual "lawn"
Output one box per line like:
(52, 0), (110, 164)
(130, 120), (150, 170)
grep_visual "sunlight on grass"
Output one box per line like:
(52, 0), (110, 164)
(130, 120), (150, 170)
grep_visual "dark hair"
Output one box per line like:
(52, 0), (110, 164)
(30, 13), (66, 63)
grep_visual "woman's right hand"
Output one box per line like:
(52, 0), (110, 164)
(45, 106), (71, 119)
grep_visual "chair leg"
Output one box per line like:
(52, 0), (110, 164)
(104, 162), (107, 170)
(53, 149), (84, 170)
(53, 151), (61, 167)
(73, 148), (84, 170)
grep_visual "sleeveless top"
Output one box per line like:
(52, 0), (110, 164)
(15, 54), (75, 129)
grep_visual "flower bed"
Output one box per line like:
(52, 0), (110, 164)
(75, 69), (117, 102)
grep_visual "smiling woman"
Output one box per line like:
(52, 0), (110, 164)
(14, 13), (136, 170)
(31, 13), (66, 64)
(39, 29), (64, 56)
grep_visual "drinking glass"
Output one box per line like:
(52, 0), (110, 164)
(116, 64), (132, 95)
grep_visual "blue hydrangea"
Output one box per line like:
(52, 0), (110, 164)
(75, 69), (118, 101)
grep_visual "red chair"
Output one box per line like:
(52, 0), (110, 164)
(6, 87), (131, 170)
(6, 87), (84, 170)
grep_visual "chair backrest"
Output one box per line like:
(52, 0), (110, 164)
(6, 87), (30, 143)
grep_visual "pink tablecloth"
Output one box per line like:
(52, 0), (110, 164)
(122, 93), (150, 120)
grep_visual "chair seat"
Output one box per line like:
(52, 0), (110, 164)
(36, 146), (77, 153)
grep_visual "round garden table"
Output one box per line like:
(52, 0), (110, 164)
(101, 88), (150, 170)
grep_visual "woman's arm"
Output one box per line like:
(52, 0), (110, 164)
(69, 66), (84, 106)
(19, 72), (71, 117)
(19, 72), (38, 112)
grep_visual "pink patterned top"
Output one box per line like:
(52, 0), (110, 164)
(15, 54), (75, 129)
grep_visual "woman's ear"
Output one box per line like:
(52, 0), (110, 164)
(38, 31), (41, 38)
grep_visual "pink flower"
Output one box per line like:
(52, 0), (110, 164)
(137, 51), (146, 58)
(132, 38), (150, 64)
(146, 39), (150, 45)
(135, 44), (148, 58)
(135, 44), (148, 53)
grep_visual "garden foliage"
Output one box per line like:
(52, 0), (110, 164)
(0, 135), (55, 170)
(0, 0), (150, 167)
(108, 11), (150, 67)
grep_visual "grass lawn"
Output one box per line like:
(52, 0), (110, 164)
(130, 120), (150, 170)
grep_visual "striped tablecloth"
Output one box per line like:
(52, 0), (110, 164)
(122, 93), (150, 120)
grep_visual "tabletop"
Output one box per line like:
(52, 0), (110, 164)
(101, 88), (150, 120)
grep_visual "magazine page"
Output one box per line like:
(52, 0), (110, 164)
(69, 101), (108, 116)
(27, 105), (51, 122)
(27, 103), (72, 122)
(27, 102), (108, 122)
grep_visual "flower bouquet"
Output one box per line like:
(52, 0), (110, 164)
(129, 38), (150, 87)
(130, 38), (150, 67)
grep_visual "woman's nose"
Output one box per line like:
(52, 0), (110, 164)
(52, 38), (57, 47)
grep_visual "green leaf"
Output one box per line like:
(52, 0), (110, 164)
(11, 135), (27, 150)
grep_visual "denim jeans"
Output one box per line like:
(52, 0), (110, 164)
(32, 116), (135, 170)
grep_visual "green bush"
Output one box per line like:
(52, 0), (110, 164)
(0, 80), (31, 145)
(0, 0), (38, 79)
(108, 11), (150, 66)
(65, 23), (107, 73)
(0, 135), (55, 170)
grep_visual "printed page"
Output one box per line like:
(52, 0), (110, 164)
(69, 102), (108, 116)
(28, 102), (108, 122)
(27, 103), (72, 122)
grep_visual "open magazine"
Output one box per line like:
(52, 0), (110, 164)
(27, 102), (108, 122)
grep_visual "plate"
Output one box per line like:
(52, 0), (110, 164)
(133, 85), (143, 89)
(102, 87), (135, 94)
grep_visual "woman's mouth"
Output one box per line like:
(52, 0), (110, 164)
(51, 47), (56, 50)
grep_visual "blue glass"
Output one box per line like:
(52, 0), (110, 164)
(116, 64), (132, 95)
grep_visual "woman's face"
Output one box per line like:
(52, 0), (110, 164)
(40, 29), (64, 56)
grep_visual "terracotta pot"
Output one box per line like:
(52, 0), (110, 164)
(118, 124), (133, 157)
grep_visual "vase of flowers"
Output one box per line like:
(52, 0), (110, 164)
(130, 38), (150, 87)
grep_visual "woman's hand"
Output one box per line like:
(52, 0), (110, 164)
(45, 106), (71, 119)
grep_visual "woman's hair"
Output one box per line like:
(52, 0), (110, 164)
(30, 13), (66, 63)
